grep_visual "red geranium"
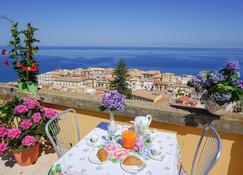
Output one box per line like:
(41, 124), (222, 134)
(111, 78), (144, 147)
(1, 49), (6, 56)
(22, 65), (28, 71)
(30, 65), (38, 72)
(3, 60), (9, 66)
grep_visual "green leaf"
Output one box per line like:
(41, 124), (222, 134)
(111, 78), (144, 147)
(230, 73), (239, 80)
(17, 145), (25, 152)
(99, 106), (106, 112)
(236, 88), (243, 102)
(111, 159), (119, 163)
(55, 164), (62, 173)
(223, 86), (234, 91)
(49, 169), (55, 175)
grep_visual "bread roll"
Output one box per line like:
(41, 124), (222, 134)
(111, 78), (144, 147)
(122, 156), (143, 166)
(96, 148), (109, 162)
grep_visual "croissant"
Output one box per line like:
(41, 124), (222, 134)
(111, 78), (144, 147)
(122, 156), (143, 166)
(96, 148), (109, 162)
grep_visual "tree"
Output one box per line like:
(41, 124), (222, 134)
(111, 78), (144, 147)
(110, 59), (132, 98)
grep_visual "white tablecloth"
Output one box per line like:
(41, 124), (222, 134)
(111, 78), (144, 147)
(52, 122), (180, 175)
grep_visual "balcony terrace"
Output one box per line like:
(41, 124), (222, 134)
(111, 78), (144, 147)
(0, 84), (243, 175)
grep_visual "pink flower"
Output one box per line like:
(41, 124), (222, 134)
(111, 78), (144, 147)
(7, 128), (22, 139)
(42, 108), (57, 119)
(105, 144), (117, 152)
(32, 112), (42, 123)
(112, 149), (129, 160)
(20, 119), (32, 130)
(0, 127), (8, 137)
(0, 143), (8, 154)
(16, 62), (22, 68)
(23, 98), (40, 109)
(132, 144), (140, 151)
(13, 105), (29, 115)
(22, 135), (35, 147)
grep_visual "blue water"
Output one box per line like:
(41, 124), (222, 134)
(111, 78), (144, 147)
(0, 47), (243, 82)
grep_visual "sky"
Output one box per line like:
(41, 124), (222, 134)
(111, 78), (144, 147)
(0, 0), (243, 47)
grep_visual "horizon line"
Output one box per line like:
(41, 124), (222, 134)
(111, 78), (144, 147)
(1, 45), (242, 50)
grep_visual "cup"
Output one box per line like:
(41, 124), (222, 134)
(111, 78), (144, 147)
(90, 134), (99, 143)
(143, 131), (155, 144)
(151, 146), (162, 156)
(122, 130), (137, 149)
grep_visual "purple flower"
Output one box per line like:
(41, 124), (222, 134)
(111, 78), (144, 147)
(0, 127), (8, 137)
(226, 61), (240, 72)
(209, 72), (225, 83)
(214, 92), (232, 102)
(32, 112), (42, 123)
(198, 71), (208, 83)
(101, 90), (125, 111)
(191, 77), (201, 86)
(42, 108), (58, 119)
(233, 80), (243, 89)
(0, 143), (8, 154)
(20, 119), (32, 130)
(7, 128), (22, 139)
(13, 105), (29, 115)
(23, 98), (40, 109)
(189, 71), (210, 92)
(22, 135), (36, 147)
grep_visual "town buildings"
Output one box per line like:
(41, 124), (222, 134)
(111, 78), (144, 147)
(38, 67), (197, 106)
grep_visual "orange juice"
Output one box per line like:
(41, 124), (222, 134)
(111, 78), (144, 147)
(122, 130), (137, 149)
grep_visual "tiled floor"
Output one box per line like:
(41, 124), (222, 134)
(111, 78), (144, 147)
(1, 108), (243, 175)
(0, 146), (57, 175)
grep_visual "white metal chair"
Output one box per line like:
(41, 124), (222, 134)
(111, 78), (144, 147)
(180, 124), (222, 175)
(45, 109), (81, 158)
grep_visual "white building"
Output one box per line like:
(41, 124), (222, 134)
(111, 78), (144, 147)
(37, 72), (56, 85)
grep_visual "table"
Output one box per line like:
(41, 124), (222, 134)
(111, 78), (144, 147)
(51, 122), (181, 175)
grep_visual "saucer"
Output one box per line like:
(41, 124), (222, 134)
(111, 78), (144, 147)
(88, 149), (111, 164)
(148, 149), (166, 161)
(86, 137), (102, 147)
(120, 156), (146, 174)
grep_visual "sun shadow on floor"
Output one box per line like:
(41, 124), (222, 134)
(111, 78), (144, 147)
(1, 151), (17, 168)
(41, 140), (56, 155)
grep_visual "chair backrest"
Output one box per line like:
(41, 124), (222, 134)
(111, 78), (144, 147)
(191, 124), (222, 175)
(45, 109), (81, 158)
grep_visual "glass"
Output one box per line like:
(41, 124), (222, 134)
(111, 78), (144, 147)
(107, 122), (117, 141)
(122, 130), (137, 149)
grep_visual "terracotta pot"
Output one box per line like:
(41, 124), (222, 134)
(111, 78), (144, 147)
(12, 140), (42, 166)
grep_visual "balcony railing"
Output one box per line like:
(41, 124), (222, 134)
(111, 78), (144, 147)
(0, 84), (242, 135)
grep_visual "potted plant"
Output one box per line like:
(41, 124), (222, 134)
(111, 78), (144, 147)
(100, 90), (125, 140)
(0, 96), (57, 166)
(1, 16), (40, 93)
(187, 60), (243, 115)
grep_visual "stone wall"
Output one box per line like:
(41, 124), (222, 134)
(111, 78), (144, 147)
(0, 85), (242, 135)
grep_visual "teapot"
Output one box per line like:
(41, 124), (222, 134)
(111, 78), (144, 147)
(131, 114), (152, 134)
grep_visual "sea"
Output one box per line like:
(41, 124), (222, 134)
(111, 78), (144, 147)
(0, 46), (243, 82)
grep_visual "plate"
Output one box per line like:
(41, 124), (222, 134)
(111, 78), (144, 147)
(148, 150), (166, 161)
(86, 138), (102, 147)
(88, 149), (110, 164)
(120, 156), (146, 174)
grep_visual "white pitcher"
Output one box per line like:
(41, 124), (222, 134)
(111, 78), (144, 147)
(131, 114), (152, 134)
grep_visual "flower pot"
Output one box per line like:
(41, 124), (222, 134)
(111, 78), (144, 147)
(205, 96), (232, 116)
(12, 140), (41, 166)
(27, 82), (38, 94)
(18, 82), (28, 92)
